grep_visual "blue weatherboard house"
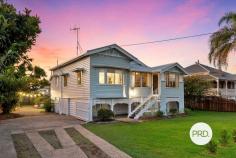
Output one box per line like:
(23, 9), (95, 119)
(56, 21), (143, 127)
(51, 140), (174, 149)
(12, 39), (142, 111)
(50, 44), (188, 121)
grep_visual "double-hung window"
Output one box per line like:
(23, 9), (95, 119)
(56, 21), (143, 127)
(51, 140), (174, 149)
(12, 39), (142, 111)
(134, 72), (148, 87)
(165, 72), (179, 88)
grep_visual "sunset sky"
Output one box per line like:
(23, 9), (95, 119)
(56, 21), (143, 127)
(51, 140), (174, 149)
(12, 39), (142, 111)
(9, 0), (236, 76)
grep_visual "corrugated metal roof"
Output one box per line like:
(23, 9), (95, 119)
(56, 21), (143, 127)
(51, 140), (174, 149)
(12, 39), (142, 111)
(152, 63), (177, 72)
(185, 64), (208, 74)
(152, 62), (188, 74)
(129, 61), (152, 72)
(185, 63), (236, 80)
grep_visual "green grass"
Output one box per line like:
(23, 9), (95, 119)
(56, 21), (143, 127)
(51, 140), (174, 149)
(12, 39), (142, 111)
(84, 111), (236, 158)
(65, 127), (109, 158)
(12, 133), (41, 158)
(38, 130), (62, 149)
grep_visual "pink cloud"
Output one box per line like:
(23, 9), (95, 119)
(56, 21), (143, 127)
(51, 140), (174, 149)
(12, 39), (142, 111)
(11, 0), (236, 76)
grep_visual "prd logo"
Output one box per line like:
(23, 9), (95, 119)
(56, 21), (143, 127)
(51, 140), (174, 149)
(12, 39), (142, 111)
(190, 122), (212, 145)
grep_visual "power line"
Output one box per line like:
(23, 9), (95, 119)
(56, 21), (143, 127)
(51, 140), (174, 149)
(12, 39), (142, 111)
(121, 32), (213, 47)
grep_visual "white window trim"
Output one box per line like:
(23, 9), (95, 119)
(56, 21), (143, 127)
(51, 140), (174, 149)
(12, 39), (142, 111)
(165, 72), (179, 88)
(134, 72), (149, 87)
(98, 69), (124, 85)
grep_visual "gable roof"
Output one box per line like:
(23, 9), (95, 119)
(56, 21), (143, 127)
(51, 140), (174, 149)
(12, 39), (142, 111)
(50, 44), (148, 71)
(185, 64), (209, 74)
(152, 62), (188, 74)
(50, 44), (187, 75)
(185, 63), (236, 80)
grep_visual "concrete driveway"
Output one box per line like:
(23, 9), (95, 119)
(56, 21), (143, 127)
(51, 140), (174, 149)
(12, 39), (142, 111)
(0, 113), (84, 158)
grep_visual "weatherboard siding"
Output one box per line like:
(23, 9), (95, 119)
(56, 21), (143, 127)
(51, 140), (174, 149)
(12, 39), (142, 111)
(90, 51), (131, 99)
(51, 57), (90, 100)
(159, 71), (185, 114)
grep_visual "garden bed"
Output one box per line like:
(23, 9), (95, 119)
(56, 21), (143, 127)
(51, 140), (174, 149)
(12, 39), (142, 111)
(11, 133), (41, 158)
(38, 130), (62, 149)
(65, 127), (110, 158)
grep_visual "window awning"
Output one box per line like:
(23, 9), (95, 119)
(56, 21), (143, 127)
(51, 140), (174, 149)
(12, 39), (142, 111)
(72, 68), (85, 72)
(61, 73), (69, 76)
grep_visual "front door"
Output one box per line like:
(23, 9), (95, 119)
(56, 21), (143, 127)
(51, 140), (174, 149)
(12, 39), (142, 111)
(153, 74), (159, 94)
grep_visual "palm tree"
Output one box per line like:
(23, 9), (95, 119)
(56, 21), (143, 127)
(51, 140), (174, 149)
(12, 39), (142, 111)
(209, 12), (236, 69)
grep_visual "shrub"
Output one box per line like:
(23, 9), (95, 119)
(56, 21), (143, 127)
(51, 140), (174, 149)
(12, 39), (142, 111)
(0, 92), (18, 114)
(232, 129), (236, 143)
(156, 111), (164, 117)
(184, 108), (192, 115)
(184, 75), (211, 96)
(97, 108), (114, 121)
(219, 130), (230, 146)
(206, 140), (217, 154)
(43, 99), (54, 112)
(169, 108), (177, 115)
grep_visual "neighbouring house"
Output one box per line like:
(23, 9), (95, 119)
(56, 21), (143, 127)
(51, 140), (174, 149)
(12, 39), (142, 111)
(50, 44), (188, 121)
(185, 61), (236, 99)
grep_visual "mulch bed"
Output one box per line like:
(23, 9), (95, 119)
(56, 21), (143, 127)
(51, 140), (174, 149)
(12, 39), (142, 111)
(140, 113), (188, 121)
(0, 113), (23, 121)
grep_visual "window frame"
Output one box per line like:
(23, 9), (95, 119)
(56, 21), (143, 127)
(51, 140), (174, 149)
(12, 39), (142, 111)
(227, 81), (235, 89)
(99, 70), (106, 85)
(55, 76), (59, 87)
(77, 71), (82, 85)
(98, 69), (123, 85)
(63, 75), (68, 87)
(165, 72), (179, 88)
(134, 72), (149, 87)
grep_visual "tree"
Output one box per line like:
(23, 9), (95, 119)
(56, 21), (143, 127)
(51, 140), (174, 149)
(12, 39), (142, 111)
(209, 12), (236, 69)
(184, 76), (211, 96)
(0, 0), (42, 114)
(0, 67), (27, 113)
(23, 66), (49, 92)
(0, 0), (41, 72)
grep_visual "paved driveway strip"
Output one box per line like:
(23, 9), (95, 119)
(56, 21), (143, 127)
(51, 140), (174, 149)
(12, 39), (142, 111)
(0, 114), (132, 158)
(0, 114), (83, 158)
(26, 131), (54, 158)
(55, 127), (76, 148)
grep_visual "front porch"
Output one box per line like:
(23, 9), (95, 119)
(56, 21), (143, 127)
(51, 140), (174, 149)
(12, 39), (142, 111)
(211, 80), (236, 99)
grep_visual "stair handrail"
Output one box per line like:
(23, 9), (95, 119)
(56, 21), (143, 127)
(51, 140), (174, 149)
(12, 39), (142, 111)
(134, 97), (160, 119)
(128, 94), (154, 117)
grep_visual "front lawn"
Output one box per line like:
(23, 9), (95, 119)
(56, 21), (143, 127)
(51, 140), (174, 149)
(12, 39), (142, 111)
(84, 111), (236, 158)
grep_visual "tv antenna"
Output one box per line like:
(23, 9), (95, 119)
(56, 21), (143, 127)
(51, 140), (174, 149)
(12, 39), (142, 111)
(70, 26), (83, 56)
